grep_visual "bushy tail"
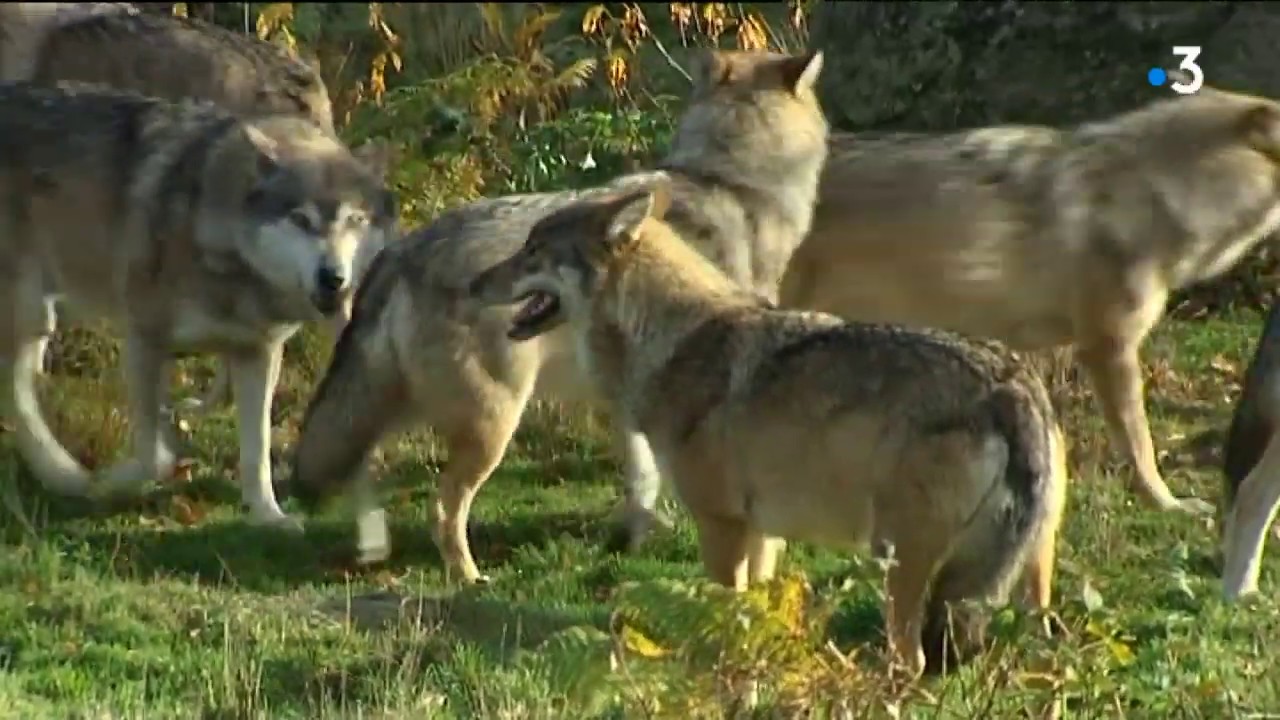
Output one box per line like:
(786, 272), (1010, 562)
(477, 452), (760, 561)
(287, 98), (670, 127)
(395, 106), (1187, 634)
(1222, 298), (1280, 513)
(288, 249), (409, 512)
(922, 378), (1064, 674)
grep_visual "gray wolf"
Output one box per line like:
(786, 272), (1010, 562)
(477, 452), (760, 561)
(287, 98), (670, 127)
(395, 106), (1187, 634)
(465, 179), (1068, 678)
(0, 2), (352, 413)
(1220, 298), (1280, 600)
(288, 49), (829, 582)
(0, 81), (394, 529)
(0, 3), (332, 131)
(778, 75), (1280, 517)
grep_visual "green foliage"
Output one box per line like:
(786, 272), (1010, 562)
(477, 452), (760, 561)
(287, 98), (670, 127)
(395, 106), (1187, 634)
(342, 51), (676, 225)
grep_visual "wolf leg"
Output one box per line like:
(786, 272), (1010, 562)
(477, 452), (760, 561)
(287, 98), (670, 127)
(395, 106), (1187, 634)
(351, 472), (391, 566)
(432, 406), (528, 585)
(1077, 338), (1211, 514)
(1022, 427), (1068, 613)
(96, 329), (178, 495)
(611, 428), (673, 550)
(227, 341), (300, 531)
(1221, 431), (1280, 600)
(882, 532), (951, 681)
(4, 280), (93, 495)
(747, 534), (786, 584)
(691, 512), (752, 590)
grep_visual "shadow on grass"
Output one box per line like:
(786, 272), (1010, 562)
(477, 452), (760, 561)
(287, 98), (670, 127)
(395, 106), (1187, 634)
(58, 508), (617, 594)
(317, 587), (608, 663)
(1147, 396), (1222, 426)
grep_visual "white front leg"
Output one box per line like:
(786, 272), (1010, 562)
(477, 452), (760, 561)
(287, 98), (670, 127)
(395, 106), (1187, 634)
(228, 343), (301, 531)
(1222, 431), (1280, 600)
(614, 427), (672, 550)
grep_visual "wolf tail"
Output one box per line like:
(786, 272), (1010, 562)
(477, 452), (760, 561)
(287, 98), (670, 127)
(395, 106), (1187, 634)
(921, 378), (1067, 674)
(288, 248), (410, 512)
(1222, 298), (1280, 514)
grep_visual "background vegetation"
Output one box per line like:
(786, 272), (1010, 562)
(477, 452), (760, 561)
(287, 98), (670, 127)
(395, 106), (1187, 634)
(4, 3), (1280, 717)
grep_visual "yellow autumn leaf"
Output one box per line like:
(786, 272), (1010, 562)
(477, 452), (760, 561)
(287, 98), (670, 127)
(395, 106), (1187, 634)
(619, 623), (668, 659)
(581, 4), (607, 35)
(1104, 637), (1135, 666)
(255, 3), (293, 41)
(669, 2), (694, 31)
(736, 13), (770, 52)
(606, 51), (630, 93)
(772, 573), (809, 633)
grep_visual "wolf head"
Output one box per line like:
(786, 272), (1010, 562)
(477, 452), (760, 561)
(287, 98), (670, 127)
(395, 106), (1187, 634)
(225, 117), (397, 319)
(666, 47), (828, 176)
(468, 178), (672, 341)
(477, 48), (827, 339)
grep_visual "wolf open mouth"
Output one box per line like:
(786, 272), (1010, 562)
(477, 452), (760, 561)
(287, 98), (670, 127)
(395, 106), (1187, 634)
(509, 291), (562, 341)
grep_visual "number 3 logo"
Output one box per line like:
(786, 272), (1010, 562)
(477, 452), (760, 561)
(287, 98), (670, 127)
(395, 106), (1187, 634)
(1171, 46), (1203, 95)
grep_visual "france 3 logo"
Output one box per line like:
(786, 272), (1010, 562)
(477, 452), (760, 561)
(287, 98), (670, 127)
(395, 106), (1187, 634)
(1147, 46), (1203, 96)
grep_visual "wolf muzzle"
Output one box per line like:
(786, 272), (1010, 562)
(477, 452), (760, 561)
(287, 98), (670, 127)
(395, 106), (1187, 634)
(312, 264), (347, 316)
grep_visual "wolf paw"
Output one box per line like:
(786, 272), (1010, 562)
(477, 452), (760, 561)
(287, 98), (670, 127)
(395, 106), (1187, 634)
(92, 459), (160, 499)
(605, 502), (674, 554)
(356, 544), (391, 566)
(172, 397), (208, 415)
(246, 506), (306, 534)
(626, 504), (674, 544)
(1174, 496), (1215, 516)
(356, 508), (390, 565)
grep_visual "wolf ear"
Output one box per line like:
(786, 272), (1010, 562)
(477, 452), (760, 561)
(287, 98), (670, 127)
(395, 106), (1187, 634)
(602, 179), (673, 249)
(1240, 103), (1280, 159)
(243, 123), (283, 178)
(353, 140), (397, 180)
(779, 50), (824, 95)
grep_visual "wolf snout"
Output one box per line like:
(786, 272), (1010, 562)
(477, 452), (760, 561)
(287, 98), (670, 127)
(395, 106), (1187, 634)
(311, 265), (347, 315)
(316, 265), (347, 294)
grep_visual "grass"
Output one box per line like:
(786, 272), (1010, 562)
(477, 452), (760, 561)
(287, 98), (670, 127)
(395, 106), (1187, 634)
(1, 309), (1279, 718)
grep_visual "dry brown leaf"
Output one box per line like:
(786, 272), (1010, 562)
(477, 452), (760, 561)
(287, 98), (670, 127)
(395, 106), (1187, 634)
(169, 495), (207, 527)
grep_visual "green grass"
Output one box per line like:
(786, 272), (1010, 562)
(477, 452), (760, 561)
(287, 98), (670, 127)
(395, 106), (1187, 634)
(2, 311), (1280, 718)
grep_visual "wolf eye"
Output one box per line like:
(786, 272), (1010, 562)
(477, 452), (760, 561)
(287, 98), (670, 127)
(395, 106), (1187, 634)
(346, 210), (370, 227)
(288, 209), (315, 232)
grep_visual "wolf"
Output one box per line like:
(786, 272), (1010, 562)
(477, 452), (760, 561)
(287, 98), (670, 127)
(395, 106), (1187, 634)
(0, 3), (332, 130)
(288, 48), (829, 583)
(778, 74), (1280, 518)
(466, 179), (1068, 677)
(1220, 298), (1280, 600)
(0, 2), (355, 413)
(0, 81), (394, 528)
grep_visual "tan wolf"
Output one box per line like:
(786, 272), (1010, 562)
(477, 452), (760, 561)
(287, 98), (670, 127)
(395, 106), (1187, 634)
(288, 49), (829, 582)
(466, 178), (1068, 677)
(0, 2), (357, 413)
(779, 74), (1280, 517)
(0, 81), (395, 528)
(1219, 298), (1280, 600)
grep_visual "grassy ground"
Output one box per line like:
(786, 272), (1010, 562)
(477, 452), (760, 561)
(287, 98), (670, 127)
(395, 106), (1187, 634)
(1, 310), (1279, 719)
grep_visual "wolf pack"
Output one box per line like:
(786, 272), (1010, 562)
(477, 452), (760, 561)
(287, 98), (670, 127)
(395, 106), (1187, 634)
(3, 3), (1280, 680)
